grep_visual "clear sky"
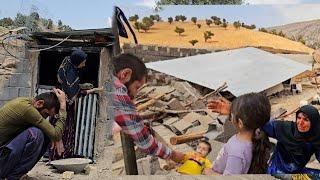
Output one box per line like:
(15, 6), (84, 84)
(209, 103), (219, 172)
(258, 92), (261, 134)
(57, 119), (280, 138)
(0, 0), (320, 29)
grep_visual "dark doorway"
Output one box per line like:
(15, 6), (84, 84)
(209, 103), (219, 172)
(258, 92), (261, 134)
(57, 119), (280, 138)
(38, 50), (100, 87)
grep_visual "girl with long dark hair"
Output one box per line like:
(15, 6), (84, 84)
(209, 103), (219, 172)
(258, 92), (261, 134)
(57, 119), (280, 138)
(204, 92), (272, 175)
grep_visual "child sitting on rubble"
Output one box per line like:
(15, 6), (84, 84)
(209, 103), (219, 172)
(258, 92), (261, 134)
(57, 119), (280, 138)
(164, 140), (213, 175)
(203, 92), (272, 175)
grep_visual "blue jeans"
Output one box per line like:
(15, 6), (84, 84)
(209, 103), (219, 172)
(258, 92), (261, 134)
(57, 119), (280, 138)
(0, 127), (49, 180)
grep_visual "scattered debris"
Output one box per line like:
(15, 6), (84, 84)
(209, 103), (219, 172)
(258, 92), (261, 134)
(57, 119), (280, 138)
(62, 171), (74, 179)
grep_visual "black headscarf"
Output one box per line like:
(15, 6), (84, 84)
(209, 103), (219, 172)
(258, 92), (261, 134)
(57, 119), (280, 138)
(274, 105), (320, 165)
(57, 49), (87, 104)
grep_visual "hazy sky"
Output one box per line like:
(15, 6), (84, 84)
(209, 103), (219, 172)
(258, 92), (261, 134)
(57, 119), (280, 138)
(0, 0), (320, 29)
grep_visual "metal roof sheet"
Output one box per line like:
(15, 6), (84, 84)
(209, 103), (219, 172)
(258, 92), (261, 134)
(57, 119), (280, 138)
(146, 47), (310, 96)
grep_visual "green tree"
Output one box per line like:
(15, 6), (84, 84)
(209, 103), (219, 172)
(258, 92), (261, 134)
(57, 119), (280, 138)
(0, 17), (14, 27)
(14, 13), (27, 27)
(204, 31), (214, 42)
(191, 17), (197, 24)
(175, 26), (185, 36)
(258, 27), (268, 33)
(47, 19), (53, 29)
(30, 12), (40, 21)
(206, 19), (213, 27)
(197, 24), (201, 29)
(278, 30), (285, 37)
(175, 15), (180, 21)
(211, 16), (218, 21)
(180, 15), (187, 22)
(168, 17), (173, 24)
(141, 23), (151, 32)
(189, 39), (198, 46)
(156, 0), (243, 6)
(153, 14), (161, 22)
(270, 29), (277, 35)
(129, 14), (139, 22)
(58, 20), (62, 26)
(222, 22), (228, 29)
(249, 24), (256, 29)
(214, 19), (221, 26)
(233, 21), (241, 29)
(134, 22), (142, 32)
(58, 20), (63, 30)
(298, 35), (305, 44)
(142, 17), (154, 27)
(63, 25), (72, 31)
(149, 15), (156, 21)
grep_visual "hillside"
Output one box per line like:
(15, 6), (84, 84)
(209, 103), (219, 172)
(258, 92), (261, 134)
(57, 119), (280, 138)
(120, 21), (314, 54)
(267, 19), (320, 49)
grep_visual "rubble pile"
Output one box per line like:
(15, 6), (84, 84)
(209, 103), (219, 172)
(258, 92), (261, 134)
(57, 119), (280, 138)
(112, 78), (234, 175)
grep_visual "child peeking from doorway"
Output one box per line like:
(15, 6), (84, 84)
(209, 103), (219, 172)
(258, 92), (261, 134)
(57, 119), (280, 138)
(165, 140), (213, 175)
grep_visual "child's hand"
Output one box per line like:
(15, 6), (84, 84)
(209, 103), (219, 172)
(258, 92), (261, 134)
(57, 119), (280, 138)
(163, 159), (176, 171)
(207, 97), (231, 115)
(203, 168), (214, 175)
(170, 150), (185, 163)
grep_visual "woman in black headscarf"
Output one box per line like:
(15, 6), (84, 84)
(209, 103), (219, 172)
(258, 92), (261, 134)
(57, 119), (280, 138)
(263, 105), (320, 176)
(50, 49), (93, 160)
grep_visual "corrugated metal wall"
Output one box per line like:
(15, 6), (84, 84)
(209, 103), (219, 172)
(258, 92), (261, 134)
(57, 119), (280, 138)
(74, 94), (98, 158)
(37, 87), (98, 158)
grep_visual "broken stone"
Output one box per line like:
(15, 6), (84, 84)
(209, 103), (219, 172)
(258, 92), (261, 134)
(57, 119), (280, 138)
(1, 58), (17, 69)
(185, 124), (209, 134)
(167, 98), (187, 117)
(84, 165), (98, 176)
(153, 124), (193, 152)
(62, 171), (74, 179)
(172, 81), (201, 101)
(190, 100), (206, 109)
(171, 112), (215, 133)
(216, 115), (229, 125)
(167, 98), (185, 109)
(163, 117), (179, 126)
(263, 83), (285, 96)
(149, 86), (175, 97)
(153, 100), (168, 109)
(0, 69), (13, 75)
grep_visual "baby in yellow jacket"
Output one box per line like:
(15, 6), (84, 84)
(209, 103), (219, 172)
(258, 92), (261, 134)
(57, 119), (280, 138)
(166, 140), (213, 175)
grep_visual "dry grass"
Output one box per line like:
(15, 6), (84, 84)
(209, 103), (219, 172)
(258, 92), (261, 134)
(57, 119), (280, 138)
(120, 21), (314, 54)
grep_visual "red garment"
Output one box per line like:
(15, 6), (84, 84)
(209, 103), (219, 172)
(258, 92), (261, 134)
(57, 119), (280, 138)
(113, 77), (172, 159)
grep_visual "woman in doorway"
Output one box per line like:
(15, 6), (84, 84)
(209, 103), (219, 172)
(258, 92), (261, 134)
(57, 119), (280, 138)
(49, 49), (97, 160)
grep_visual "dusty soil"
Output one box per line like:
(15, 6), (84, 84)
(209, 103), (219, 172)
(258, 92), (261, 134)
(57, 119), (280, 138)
(120, 21), (314, 54)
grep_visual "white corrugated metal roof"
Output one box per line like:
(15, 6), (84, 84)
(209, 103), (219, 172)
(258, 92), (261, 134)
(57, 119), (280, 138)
(146, 47), (310, 96)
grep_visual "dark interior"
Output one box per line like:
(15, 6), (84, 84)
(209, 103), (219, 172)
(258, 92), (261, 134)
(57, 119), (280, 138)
(38, 50), (100, 87)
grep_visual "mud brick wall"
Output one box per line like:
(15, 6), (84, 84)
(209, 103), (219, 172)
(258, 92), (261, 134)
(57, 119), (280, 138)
(121, 43), (223, 63)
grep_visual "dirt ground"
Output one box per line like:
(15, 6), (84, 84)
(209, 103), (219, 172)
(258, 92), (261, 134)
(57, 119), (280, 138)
(120, 21), (314, 54)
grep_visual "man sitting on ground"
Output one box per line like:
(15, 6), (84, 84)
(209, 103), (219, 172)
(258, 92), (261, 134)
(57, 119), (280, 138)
(0, 88), (66, 179)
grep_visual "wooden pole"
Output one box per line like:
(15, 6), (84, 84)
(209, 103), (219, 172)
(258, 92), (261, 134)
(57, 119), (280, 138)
(112, 7), (138, 175)
(120, 132), (138, 175)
